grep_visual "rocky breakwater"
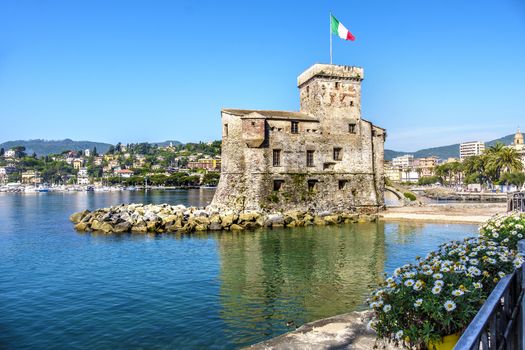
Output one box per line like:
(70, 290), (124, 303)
(70, 203), (378, 234)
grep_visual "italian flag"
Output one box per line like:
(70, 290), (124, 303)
(331, 15), (355, 41)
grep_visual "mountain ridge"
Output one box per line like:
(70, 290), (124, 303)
(384, 134), (515, 161)
(0, 139), (183, 156)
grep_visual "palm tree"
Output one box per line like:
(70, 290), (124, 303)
(486, 143), (523, 180)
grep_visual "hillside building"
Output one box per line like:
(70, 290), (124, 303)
(460, 141), (485, 160)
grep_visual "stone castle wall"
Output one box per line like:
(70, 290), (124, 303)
(210, 64), (385, 214)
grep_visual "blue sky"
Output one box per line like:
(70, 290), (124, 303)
(1, 0), (524, 151)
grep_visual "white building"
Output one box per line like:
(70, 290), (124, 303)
(460, 141), (485, 160)
(392, 154), (414, 169)
(4, 149), (16, 158)
(84, 149), (91, 157)
(77, 167), (90, 185)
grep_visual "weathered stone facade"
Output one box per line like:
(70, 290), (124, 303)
(210, 64), (386, 214)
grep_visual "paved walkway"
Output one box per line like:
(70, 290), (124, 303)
(246, 311), (395, 350)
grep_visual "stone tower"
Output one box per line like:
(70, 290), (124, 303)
(210, 63), (385, 214)
(514, 128), (524, 146)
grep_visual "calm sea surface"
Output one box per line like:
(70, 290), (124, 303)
(0, 189), (478, 349)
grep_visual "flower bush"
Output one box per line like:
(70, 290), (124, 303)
(479, 212), (525, 251)
(369, 236), (523, 348)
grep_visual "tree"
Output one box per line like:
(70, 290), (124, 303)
(0, 148), (4, 157)
(500, 172), (525, 189)
(92, 147), (98, 156)
(107, 145), (115, 154)
(13, 146), (26, 158)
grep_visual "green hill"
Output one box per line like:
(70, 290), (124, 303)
(385, 134), (515, 161)
(0, 139), (113, 156)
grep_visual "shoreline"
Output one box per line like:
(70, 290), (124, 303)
(380, 202), (506, 224)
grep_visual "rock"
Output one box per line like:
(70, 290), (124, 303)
(194, 209), (208, 217)
(74, 222), (88, 231)
(313, 216), (326, 226)
(266, 213), (284, 226)
(230, 224), (245, 231)
(239, 212), (259, 222)
(100, 223), (114, 233)
(195, 224), (208, 231)
(70, 210), (90, 223)
(113, 222), (131, 233)
(221, 214), (236, 227)
(209, 222), (223, 231)
(195, 216), (210, 225)
(90, 220), (102, 231)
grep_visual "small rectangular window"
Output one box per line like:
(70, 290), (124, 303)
(273, 180), (284, 191)
(306, 86), (310, 97)
(333, 147), (342, 161)
(348, 123), (356, 134)
(338, 180), (347, 190)
(273, 149), (281, 167)
(291, 121), (299, 134)
(307, 180), (317, 192)
(224, 124), (228, 137)
(306, 150), (314, 167)
(335, 82), (340, 90)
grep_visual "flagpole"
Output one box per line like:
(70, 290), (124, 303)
(329, 12), (333, 64)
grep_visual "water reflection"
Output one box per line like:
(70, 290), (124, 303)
(216, 223), (385, 346)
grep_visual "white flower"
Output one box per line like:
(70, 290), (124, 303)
(395, 330), (404, 340)
(444, 300), (457, 312)
(423, 269), (433, 275)
(414, 298), (423, 308)
(413, 280), (424, 291)
(367, 319), (377, 330)
(383, 304), (392, 312)
(404, 279), (415, 287)
(469, 259), (479, 265)
(498, 272), (506, 278)
(432, 285), (442, 294)
(519, 234), (523, 238)
(492, 232), (499, 238)
(473, 282), (482, 289)
(452, 289), (464, 296)
(433, 273), (443, 279)
(434, 280), (444, 287)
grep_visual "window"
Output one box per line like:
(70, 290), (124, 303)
(335, 82), (340, 90)
(224, 124), (228, 137)
(306, 150), (314, 167)
(350, 101), (354, 107)
(333, 147), (342, 161)
(273, 149), (281, 167)
(291, 121), (299, 134)
(348, 123), (356, 134)
(306, 85), (310, 97)
(307, 180), (317, 192)
(273, 180), (284, 191)
(338, 180), (347, 190)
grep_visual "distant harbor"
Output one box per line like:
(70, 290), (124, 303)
(0, 183), (216, 193)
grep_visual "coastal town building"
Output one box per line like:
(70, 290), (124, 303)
(460, 141), (485, 160)
(77, 167), (90, 185)
(414, 156), (439, 177)
(4, 149), (16, 158)
(21, 170), (42, 185)
(114, 169), (133, 178)
(211, 63), (386, 213)
(391, 154), (414, 169)
(187, 158), (221, 171)
(73, 159), (84, 170)
(509, 128), (525, 167)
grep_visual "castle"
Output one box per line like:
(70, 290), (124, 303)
(210, 64), (386, 214)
